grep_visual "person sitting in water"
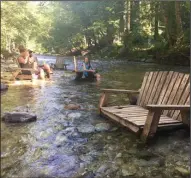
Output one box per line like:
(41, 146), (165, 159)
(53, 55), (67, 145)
(28, 50), (53, 78)
(83, 56), (100, 80)
(18, 48), (45, 79)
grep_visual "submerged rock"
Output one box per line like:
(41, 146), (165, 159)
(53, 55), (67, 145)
(1, 83), (8, 91)
(95, 123), (111, 132)
(121, 164), (137, 176)
(175, 167), (190, 176)
(64, 104), (81, 110)
(77, 124), (95, 133)
(68, 112), (81, 119)
(2, 112), (37, 123)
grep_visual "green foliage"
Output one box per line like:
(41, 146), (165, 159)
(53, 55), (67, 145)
(1, 0), (190, 65)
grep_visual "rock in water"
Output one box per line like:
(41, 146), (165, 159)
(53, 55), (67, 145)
(95, 123), (111, 132)
(1, 83), (8, 91)
(2, 112), (37, 123)
(64, 104), (81, 110)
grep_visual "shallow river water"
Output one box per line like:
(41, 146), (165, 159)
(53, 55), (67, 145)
(1, 59), (190, 178)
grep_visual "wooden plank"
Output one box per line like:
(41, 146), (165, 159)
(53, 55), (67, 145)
(147, 71), (161, 104)
(140, 122), (182, 128)
(160, 72), (179, 106)
(99, 93), (109, 113)
(177, 95), (190, 122)
(180, 110), (190, 125)
(172, 82), (190, 119)
(157, 71), (174, 104)
(142, 72), (158, 107)
(16, 75), (32, 80)
(139, 72), (154, 107)
(18, 68), (35, 71)
(146, 105), (190, 110)
(168, 74), (189, 117)
(101, 89), (139, 94)
(151, 71), (169, 105)
(141, 110), (162, 142)
(124, 116), (179, 123)
(163, 73), (185, 115)
(171, 78), (190, 119)
(74, 56), (77, 71)
(137, 72), (149, 105)
(101, 109), (140, 133)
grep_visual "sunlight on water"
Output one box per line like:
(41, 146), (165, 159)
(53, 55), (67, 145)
(1, 60), (189, 178)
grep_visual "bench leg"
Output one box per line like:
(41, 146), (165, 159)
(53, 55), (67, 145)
(180, 110), (190, 126)
(98, 92), (109, 114)
(141, 110), (162, 143)
(11, 70), (21, 81)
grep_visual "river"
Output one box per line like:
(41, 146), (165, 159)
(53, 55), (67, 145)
(1, 56), (190, 178)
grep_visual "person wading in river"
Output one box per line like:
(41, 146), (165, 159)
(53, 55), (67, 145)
(28, 50), (52, 78)
(83, 56), (100, 80)
(18, 48), (45, 79)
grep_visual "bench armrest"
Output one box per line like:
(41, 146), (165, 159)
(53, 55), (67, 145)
(146, 105), (190, 111)
(17, 68), (35, 71)
(101, 89), (140, 94)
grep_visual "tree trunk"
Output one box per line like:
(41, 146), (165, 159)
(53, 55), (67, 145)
(162, 3), (173, 47)
(175, 1), (183, 36)
(125, 0), (131, 33)
(119, 14), (125, 39)
(84, 35), (87, 47)
(130, 1), (134, 31)
(154, 2), (159, 41)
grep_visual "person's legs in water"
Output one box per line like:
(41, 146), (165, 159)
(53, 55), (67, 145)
(95, 73), (101, 80)
(38, 68), (45, 79)
(42, 64), (51, 78)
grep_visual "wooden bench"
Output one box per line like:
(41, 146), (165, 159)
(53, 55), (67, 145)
(55, 56), (69, 70)
(11, 59), (35, 80)
(99, 71), (190, 142)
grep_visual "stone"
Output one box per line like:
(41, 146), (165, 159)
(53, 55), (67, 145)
(54, 131), (68, 145)
(68, 112), (81, 119)
(175, 167), (190, 176)
(2, 112), (37, 123)
(64, 104), (81, 110)
(1, 83), (8, 91)
(121, 164), (136, 176)
(136, 150), (156, 160)
(97, 164), (109, 173)
(95, 123), (111, 132)
(79, 154), (93, 162)
(115, 153), (122, 158)
(77, 124), (95, 134)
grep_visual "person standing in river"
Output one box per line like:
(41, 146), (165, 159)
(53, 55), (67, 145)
(83, 56), (101, 80)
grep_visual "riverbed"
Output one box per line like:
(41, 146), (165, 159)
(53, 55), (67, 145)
(1, 59), (190, 178)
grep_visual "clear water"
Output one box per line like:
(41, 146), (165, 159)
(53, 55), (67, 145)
(1, 58), (190, 178)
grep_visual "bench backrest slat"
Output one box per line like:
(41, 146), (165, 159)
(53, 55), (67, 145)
(138, 71), (190, 121)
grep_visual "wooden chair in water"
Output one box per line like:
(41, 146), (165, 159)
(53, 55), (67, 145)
(55, 56), (69, 70)
(99, 71), (190, 142)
